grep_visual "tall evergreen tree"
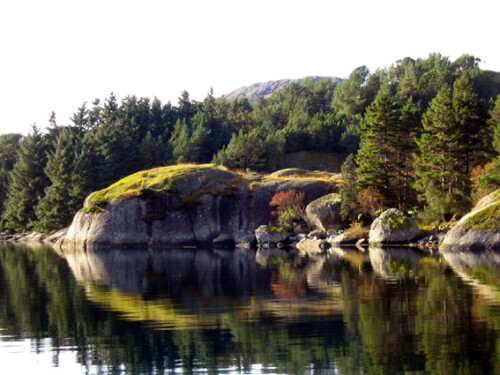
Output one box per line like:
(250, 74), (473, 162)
(189, 112), (213, 162)
(170, 119), (192, 163)
(1, 126), (49, 232)
(339, 154), (359, 221)
(414, 87), (471, 221)
(396, 98), (421, 209)
(215, 129), (268, 171)
(0, 133), (22, 218)
(35, 129), (85, 232)
(356, 93), (401, 208)
(452, 72), (490, 175)
(478, 95), (500, 193)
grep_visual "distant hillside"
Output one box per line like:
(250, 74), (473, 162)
(222, 76), (341, 102)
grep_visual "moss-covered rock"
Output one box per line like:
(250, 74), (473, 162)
(62, 164), (334, 249)
(254, 225), (288, 246)
(369, 209), (422, 245)
(84, 164), (240, 212)
(305, 193), (343, 232)
(441, 190), (500, 251)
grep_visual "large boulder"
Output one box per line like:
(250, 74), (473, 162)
(305, 193), (343, 232)
(254, 225), (288, 246)
(440, 191), (500, 251)
(369, 208), (422, 245)
(61, 165), (334, 250)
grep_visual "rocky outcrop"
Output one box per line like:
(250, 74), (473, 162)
(369, 209), (422, 245)
(222, 77), (340, 102)
(305, 193), (343, 232)
(61, 164), (334, 250)
(440, 191), (500, 251)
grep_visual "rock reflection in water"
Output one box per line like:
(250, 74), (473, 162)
(368, 246), (424, 280)
(64, 247), (268, 297)
(4, 243), (500, 374)
(60, 247), (347, 329)
(442, 250), (500, 301)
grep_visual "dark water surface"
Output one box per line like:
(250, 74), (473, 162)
(1, 243), (500, 374)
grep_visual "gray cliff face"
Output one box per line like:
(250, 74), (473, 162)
(62, 178), (331, 250)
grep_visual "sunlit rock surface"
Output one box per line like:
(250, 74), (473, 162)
(369, 208), (422, 245)
(441, 190), (500, 251)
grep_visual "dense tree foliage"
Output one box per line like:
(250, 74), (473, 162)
(1, 53), (500, 233)
(1, 127), (49, 232)
(0, 133), (22, 218)
(339, 154), (358, 221)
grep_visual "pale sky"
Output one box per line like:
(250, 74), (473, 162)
(1, 0), (499, 135)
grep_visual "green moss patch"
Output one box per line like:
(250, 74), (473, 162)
(316, 193), (340, 205)
(264, 225), (285, 233)
(85, 164), (240, 212)
(384, 211), (413, 233)
(464, 201), (500, 234)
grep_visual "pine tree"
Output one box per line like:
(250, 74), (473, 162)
(478, 96), (500, 193)
(414, 87), (471, 222)
(1, 126), (49, 232)
(339, 154), (359, 221)
(189, 112), (213, 162)
(396, 98), (421, 209)
(452, 72), (490, 175)
(35, 130), (77, 232)
(170, 119), (191, 163)
(0, 133), (22, 218)
(356, 93), (401, 208)
(215, 129), (267, 171)
(140, 131), (171, 169)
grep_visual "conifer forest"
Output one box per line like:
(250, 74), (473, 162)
(1, 53), (500, 233)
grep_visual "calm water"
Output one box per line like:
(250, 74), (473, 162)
(1, 243), (500, 374)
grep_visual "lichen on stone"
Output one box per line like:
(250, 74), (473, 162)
(384, 211), (413, 233)
(464, 201), (500, 234)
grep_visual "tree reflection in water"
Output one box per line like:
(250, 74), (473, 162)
(1, 243), (500, 374)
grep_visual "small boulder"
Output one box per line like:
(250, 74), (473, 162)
(255, 225), (288, 246)
(305, 193), (343, 232)
(308, 229), (327, 240)
(330, 223), (368, 245)
(369, 209), (422, 245)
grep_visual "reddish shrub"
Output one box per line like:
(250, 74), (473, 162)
(269, 189), (305, 217)
(470, 162), (493, 202)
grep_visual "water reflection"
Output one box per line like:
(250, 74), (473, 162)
(442, 250), (500, 295)
(368, 246), (424, 280)
(1, 243), (500, 374)
(62, 247), (345, 330)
